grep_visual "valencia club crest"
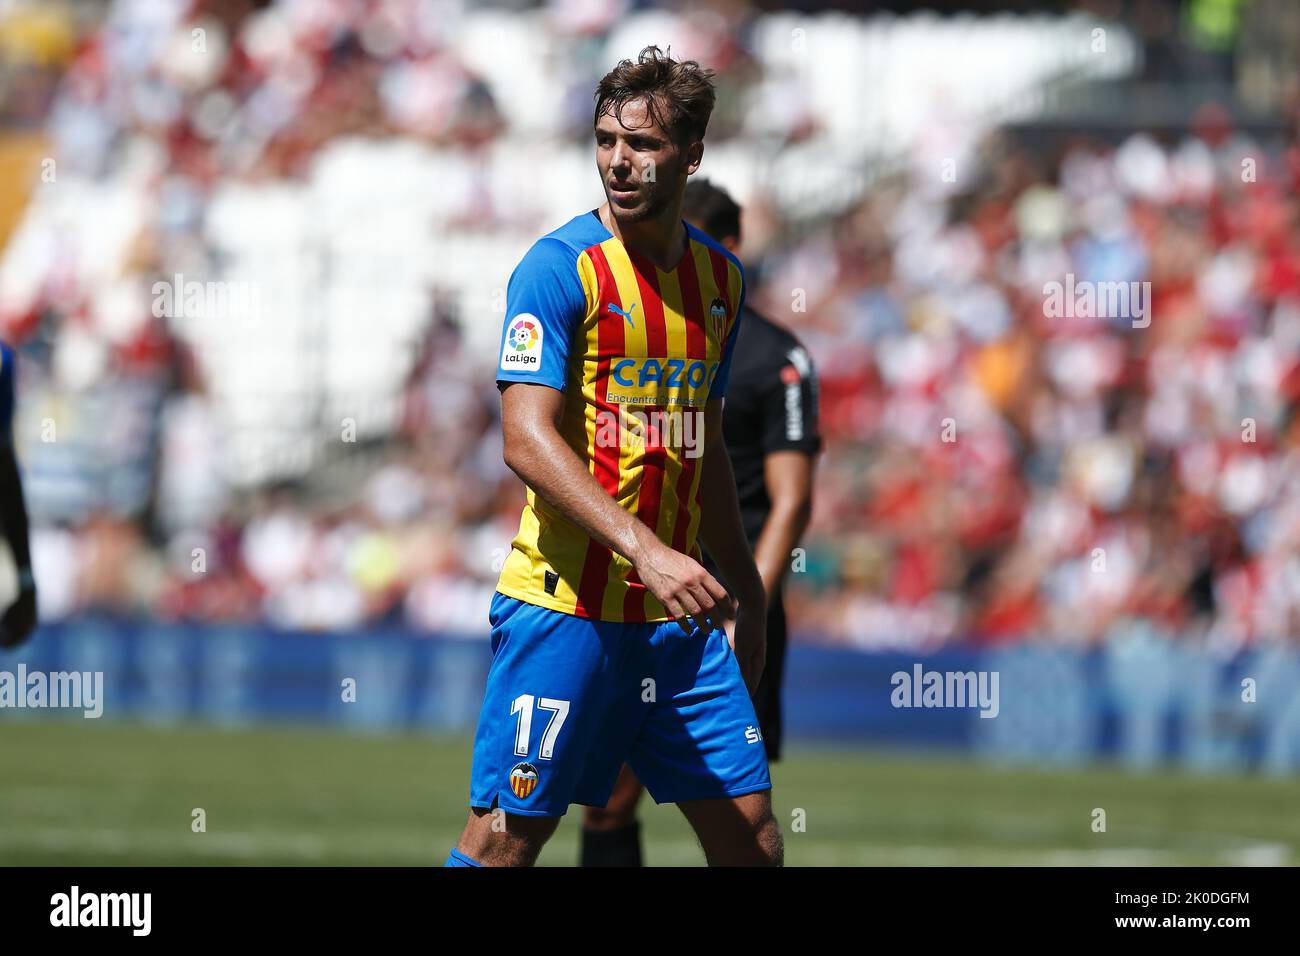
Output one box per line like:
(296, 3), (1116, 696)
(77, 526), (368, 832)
(709, 296), (728, 342)
(509, 762), (539, 800)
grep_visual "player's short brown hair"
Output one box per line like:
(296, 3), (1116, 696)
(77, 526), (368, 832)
(594, 45), (717, 148)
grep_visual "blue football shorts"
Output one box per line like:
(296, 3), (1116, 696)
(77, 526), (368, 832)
(467, 592), (772, 817)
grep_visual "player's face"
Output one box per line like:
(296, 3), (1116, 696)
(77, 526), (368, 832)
(595, 98), (699, 224)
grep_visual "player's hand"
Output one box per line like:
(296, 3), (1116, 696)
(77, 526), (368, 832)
(728, 600), (766, 695)
(0, 582), (37, 649)
(635, 541), (734, 636)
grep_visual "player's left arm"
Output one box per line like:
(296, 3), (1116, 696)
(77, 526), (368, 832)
(696, 397), (766, 693)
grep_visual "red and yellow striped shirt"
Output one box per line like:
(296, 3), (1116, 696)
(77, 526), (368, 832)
(494, 210), (745, 621)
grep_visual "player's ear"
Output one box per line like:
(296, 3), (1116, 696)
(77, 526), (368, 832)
(683, 138), (704, 176)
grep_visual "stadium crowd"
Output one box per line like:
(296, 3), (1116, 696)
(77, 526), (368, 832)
(2, 0), (1300, 650)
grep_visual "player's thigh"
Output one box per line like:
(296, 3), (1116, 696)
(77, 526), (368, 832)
(677, 790), (783, 867)
(627, 623), (771, 804)
(468, 594), (637, 819)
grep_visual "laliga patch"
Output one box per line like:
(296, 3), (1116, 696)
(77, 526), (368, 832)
(509, 762), (539, 799)
(501, 314), (544, 372)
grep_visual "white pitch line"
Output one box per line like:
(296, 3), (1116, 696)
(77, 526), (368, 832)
(0, 827), (328, 860)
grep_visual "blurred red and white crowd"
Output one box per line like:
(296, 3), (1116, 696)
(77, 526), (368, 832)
(3, 0), (1300, 650)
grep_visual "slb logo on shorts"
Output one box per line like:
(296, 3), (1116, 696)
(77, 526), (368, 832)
(509, 762), (539, 799)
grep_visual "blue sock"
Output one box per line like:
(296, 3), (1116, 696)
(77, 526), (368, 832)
(444, 847), (483, 867)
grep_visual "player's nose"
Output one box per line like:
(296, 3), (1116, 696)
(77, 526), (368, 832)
(607, 142), (633, 172)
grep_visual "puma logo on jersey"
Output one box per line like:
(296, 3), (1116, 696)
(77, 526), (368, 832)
(607, 302), (637, 328)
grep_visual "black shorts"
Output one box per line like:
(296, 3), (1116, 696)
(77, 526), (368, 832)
(751, 592), (787, 762)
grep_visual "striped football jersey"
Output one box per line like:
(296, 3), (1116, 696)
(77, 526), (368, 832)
(494, 209), (745, 622)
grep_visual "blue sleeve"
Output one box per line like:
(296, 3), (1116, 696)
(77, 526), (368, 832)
(0, 344), (13, 446)
(496, 238), (587, 392)
(709, 275), (746, 399)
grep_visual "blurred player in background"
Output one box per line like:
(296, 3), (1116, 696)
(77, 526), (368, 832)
(580, 179), (821, 866)
(0, 340), (37, 649)
(446, 47), (781, 867)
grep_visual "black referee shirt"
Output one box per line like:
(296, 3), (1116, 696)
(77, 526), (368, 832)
(708, 305), (821, 556)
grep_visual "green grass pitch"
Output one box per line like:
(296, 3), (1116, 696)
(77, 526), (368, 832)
(1, 720), (1296, 865)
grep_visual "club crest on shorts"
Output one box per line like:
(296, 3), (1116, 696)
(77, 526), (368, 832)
(709, 297), (728, 342)
(509, 762), (539, 799)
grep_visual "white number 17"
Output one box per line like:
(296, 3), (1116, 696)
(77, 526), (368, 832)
(510, 694), (570, 760)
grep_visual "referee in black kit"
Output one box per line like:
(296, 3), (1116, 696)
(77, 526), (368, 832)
(580, 179), (822, 867)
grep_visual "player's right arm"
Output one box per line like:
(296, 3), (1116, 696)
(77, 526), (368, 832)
(495, 237), (729, 635)
(0, 343), (36, 649)
(499, 383), (730, 635)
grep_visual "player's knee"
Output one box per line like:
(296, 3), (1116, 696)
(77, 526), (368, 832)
(722, 805), (782, 866)
(457, 808), (559, 867)
(735, 796), (783, 866)
(754, 810), (784, 866)
(689, 793), (784, 866)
